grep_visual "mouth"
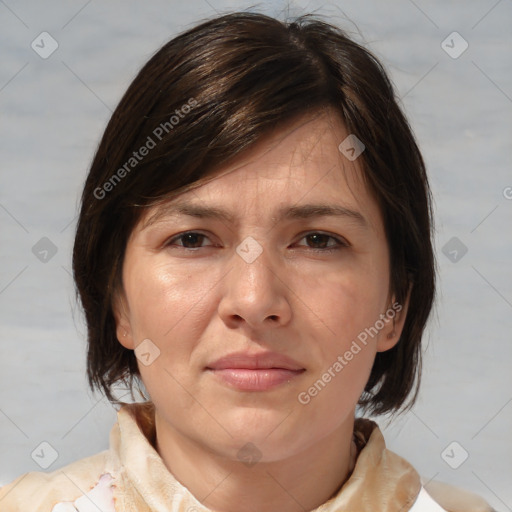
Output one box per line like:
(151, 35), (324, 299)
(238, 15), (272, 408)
(205, 352), (306, 391)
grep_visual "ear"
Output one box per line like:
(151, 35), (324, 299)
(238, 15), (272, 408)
(376, 285), (412, 352)
(112, 289), (135, 350)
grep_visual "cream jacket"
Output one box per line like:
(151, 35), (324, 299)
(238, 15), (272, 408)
(0, 402), (493, 512)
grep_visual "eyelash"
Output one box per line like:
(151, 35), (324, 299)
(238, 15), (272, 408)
(164, 231), (349, 253)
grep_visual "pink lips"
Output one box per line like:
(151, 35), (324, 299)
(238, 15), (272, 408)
(206, 352), (305, 391)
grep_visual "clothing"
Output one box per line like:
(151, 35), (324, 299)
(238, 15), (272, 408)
(0, 401), (492, 512)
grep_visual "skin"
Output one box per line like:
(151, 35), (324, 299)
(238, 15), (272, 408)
(114, 108), (409, 512)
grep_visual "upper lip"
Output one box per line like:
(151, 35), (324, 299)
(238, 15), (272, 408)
(206, 352), (305, 371)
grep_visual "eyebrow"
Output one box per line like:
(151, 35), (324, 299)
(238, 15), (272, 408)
(142, 201), (368, 230)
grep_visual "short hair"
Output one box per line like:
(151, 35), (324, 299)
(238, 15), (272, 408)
(72, 11), (435, 415)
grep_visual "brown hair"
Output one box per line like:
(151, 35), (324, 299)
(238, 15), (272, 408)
(72, 11), (435, 415)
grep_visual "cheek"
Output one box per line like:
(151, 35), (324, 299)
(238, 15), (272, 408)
(308, 269), (388, 343)
(125, 260), (212, 404)
(298, 267), (387, 403)
(297, 280), (379, 424)
(125, 258), (213, 337)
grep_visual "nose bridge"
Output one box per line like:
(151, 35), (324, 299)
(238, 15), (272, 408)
(232, 237), (277, 302)
(218, 237), (291, 327)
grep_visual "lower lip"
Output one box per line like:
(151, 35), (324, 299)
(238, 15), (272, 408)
(207, 368), (304, 391)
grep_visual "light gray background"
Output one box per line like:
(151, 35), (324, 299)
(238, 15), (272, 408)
(1, 1), (511, 510)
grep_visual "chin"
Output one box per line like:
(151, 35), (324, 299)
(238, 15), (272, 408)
(219, 407), (306, 449)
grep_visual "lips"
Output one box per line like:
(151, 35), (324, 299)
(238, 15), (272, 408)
(206, 352), (305, 391)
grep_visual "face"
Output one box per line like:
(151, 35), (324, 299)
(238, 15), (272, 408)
(114, 109), (406, 463)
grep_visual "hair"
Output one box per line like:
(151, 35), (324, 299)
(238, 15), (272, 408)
(72, 11), (435, 415)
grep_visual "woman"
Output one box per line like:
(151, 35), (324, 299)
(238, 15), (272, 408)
(0, 11), (493, 512)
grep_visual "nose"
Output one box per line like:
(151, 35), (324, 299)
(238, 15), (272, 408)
(217, 241), (292, 330)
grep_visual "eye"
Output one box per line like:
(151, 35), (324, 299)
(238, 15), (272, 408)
(164, 231), (348, 252)
(295, 232), (348, 251)
(165, 231), (213, 249)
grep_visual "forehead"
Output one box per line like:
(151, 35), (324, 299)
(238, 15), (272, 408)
(206, 110), (356, 185)
(139, 109), (382, 232)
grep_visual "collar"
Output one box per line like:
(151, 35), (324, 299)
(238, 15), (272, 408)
(111, 401), (421, 512)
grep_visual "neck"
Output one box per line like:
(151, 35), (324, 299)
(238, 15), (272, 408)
(154, 414), (356, 512)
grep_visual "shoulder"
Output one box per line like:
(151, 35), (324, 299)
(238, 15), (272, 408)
(0, 450), (116, 512)
(417, 480), (495, 512)
(353, 419), (494, 512)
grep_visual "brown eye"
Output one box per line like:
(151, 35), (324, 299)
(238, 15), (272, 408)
(296, 232), (347, 251)
(305, 234), (334, 248)
(167, 232), (211, 249)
